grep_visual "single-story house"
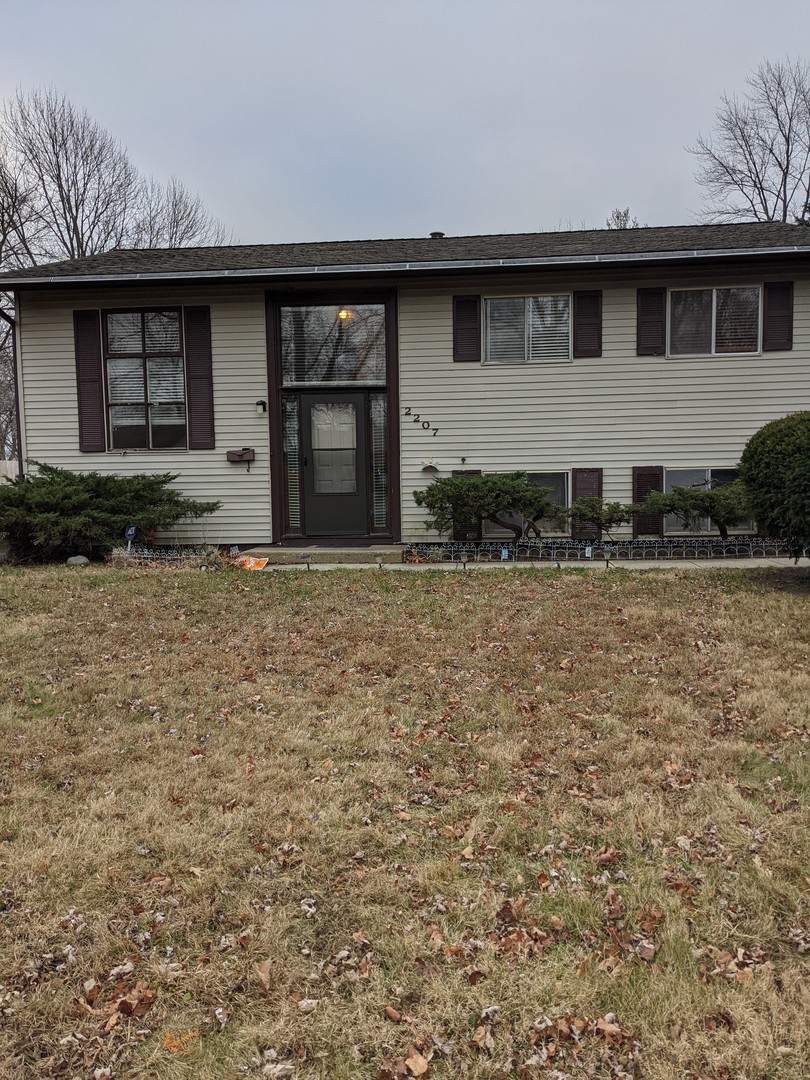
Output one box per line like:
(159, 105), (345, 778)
(1, 222), (808, 546)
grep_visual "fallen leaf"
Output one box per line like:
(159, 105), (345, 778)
(404, 1048), (430, 1076)
(253, 958), (273, 989)
(161, 1030), (200, 1055)
(636, 939), (656, 962)
(377, 1059), (407, 1080)
(462, 966), (487, 985)
(595, 1017), (624, 1040)
(470, 1025), (495, 1052)
(108, 961), (134, 980)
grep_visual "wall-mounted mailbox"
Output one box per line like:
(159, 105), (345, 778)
(226, 448), (256, 464)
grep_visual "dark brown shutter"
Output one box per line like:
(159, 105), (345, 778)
(453, 296), (481, 362)
(74, 310), (106, 453)
(184, 306), (215, 449)
(636, 288), (666, 355)
(572, 291), (602, 358)
(571, 467), (603, 539)
(762, 282), (793, 351)
(632, 465), (664, 537)
(451, 469), (482, 540)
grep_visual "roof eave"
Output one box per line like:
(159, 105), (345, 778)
(2, 244), (809, 287)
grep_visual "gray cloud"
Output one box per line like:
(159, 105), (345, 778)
(4, 0), (809, 243)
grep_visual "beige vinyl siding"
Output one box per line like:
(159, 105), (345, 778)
(17, 265), (810, 547)
(399, 272), (810, 540)
(18, 286), (272, 545)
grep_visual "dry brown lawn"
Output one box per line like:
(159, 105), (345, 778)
(0, 565), (808, 1080)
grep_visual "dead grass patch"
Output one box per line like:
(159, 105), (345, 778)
(0, 565), (808, 1079)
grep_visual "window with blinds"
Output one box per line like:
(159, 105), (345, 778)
(105, 310), (187, 450)
(669, 287), (760, 356)
(370, 393), (388, 530)
(484, 295), (571, 364)
(282, 397), (302, 530)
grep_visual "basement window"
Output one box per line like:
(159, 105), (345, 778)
(664, 467), (751, 533)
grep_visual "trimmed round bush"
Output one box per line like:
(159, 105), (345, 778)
(739, 411), (810, 558)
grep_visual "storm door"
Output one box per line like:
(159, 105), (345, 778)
(301, 394), (366, 535)
(276, 301), (393, 540)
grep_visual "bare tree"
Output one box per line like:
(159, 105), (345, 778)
(1, 88), (229, 261)
(690, 57), (810, 223)
(0, 148), (31, 461)
(2, 88), (141, 261)
(0, 320), (17, 459)
(131, 176), (231, 248)
(552, 217), (588, 231)
(606, 207), (644, 229)
(0, 88), (231, 460)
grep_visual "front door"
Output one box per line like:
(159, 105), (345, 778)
(301, 393), (368, 536)
(271, 295), (398, 542)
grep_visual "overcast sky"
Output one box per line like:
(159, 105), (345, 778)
(3, 0), (810, 244)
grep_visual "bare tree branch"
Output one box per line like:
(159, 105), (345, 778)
(0, 87), (233, 459)
(605, 207), (645, 229)
(2, 88), (141, 259)
(130, 176), (232, 248)
(690, 57), (810, 223)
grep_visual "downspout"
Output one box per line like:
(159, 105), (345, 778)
(0, 305), (24, 478)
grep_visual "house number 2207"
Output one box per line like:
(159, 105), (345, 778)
(403, 406), (439, 436)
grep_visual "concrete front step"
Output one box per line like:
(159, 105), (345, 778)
(241, 545), (405, 565)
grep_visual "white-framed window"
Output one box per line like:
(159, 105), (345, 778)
(484, 471), (570, 537)
(484, 295), (571, 365)
(668, 287), (761, 357)
(664, 467), (752, 534)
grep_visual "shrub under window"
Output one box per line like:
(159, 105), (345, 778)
(0, 463), (220, 562)
(663, 467), (752, 535)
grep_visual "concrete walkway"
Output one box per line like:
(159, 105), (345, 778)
(254, 557), (804, 573)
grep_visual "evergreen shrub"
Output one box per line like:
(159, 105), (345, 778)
(0, 463), (220, 562)
(739, 411), (810, 558)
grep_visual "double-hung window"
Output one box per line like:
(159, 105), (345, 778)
(105, 310), (187, 450)
(668, 287), (760, 356)
(484, 471), (570, 537)
(484, 295), (571, 365)
(664, 467), (751, 533)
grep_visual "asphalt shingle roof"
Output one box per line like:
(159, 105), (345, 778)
(1, 222), (808, 285)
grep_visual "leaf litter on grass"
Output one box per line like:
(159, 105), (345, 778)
(0, 565), (808, 1078)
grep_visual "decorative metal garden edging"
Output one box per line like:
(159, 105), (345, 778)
(402, 537), (803, 563)
(109, 544), (223, 569)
